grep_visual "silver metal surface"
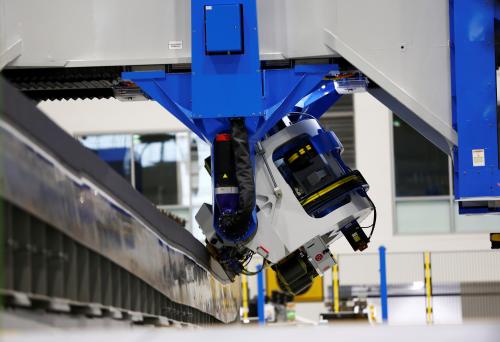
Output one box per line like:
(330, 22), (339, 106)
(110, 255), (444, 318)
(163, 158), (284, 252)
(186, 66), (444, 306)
(323, 0), (456, 152)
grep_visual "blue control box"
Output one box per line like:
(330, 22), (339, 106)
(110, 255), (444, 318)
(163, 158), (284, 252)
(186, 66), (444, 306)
(205, 4), (243, 54)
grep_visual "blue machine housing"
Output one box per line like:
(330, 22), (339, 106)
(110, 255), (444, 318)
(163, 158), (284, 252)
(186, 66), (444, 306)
(123, 0), (342, 243)
(450, 0), (500, 213)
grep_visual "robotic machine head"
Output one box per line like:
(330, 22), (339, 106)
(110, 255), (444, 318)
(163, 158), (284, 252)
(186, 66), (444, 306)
(197, 114), (376, 295)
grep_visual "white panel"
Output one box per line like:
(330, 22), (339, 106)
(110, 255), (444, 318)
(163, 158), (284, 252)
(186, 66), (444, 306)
(386, 253), (424, 285)
(5, 0), (193, 67)
(338, 253), (379, 286)
(256, 0), (286, 59)
(351, 92), (395, 251)
(396, 200), (451, 235)
(432, 251), (500, 283)
(324, 0), (456, 148)
(338, 253), (424, 286)
(280, 0), (334, 58)
(0, 0), (22, 68)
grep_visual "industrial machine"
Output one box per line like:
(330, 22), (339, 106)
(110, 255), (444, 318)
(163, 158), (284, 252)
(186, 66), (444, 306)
(120, 1), (379, 294)
(1, 0), (499, 303)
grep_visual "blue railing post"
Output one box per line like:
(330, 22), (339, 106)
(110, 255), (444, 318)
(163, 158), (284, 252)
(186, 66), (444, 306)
(257, 265), (265, 325)
(379, 246), (388, 323)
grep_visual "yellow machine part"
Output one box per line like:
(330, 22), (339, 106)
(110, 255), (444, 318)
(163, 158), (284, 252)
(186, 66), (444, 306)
(266, 267), (324, 302)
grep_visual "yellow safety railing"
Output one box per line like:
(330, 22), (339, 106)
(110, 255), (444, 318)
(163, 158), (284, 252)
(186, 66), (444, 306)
(241, 274), (249, 322)
(332, 263), (340, 313)
(424, 251), (433, 324)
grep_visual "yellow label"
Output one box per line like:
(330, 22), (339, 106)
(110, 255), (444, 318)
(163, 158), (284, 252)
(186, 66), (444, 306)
(352, 232), (361, 242)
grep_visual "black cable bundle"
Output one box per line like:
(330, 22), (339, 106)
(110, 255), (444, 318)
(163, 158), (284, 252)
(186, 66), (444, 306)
(218, 119), (256, 241)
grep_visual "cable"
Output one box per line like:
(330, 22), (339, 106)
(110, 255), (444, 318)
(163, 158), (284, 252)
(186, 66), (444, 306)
(241, 259), (267, 276)
(360, 195), (377, 240)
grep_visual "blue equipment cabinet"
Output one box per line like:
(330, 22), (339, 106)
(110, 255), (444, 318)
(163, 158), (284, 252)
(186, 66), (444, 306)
(205, 4), (243, 54)
(450, 0), (500, 213)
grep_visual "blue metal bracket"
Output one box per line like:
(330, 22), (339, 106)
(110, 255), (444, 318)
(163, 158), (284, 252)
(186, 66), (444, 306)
(294, 81), (342, 119)
(123, 64), (337, 144)
(251, 65), (336, 143)
(450, 0), (500, 211)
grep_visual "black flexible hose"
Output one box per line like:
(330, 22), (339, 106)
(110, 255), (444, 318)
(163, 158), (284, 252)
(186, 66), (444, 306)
(218, 119), (256, 240)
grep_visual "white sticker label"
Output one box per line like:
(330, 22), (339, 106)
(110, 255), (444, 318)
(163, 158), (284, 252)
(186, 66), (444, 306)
(168, 41), (183, 50)
(205, 5), (212, 10)
(472, 149), (486, 167)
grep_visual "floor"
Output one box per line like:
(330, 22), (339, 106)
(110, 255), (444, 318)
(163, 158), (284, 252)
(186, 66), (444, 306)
(2, 317), (500, 342)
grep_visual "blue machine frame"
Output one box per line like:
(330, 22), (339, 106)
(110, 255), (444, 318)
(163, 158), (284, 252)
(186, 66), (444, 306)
(124, 0), (500, 216)
(123, 0), (342, 240)
(123, 0), (340, 145)
(450, 0), (500, 213)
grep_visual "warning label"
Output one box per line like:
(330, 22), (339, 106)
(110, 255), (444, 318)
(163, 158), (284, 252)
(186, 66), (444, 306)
(168, 41), (183, 50)
(472, 149), (486, 167)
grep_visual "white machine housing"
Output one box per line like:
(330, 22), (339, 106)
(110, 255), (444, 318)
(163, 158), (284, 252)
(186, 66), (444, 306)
(246, 119), (373, 264)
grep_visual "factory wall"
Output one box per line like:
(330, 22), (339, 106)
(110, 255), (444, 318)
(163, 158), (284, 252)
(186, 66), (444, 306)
(38, 98), (187, 135)
(351, 92), (492, 254)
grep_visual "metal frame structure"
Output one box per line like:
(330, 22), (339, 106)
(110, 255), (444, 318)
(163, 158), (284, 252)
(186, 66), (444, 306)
(123, 0), (345, 246)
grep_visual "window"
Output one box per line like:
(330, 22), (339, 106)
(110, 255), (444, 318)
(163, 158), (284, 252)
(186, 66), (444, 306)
(78, 132), (209, 240)
(393, 116), (449, 197)
(393, 114), (500, 234)
(320, 95), (356, 168)
(134, 133), (190, 206)
(80, 134), (133, 182)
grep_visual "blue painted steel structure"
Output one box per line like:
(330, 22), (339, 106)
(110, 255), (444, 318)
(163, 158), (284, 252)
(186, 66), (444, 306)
(294, 81), (342, 119)
(123, 65), (338, 144)
(450, 0), (500, 212)
(257, 264), (265, 325)
(378, 246), (388, 323)
(123, 0), (341, 242)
